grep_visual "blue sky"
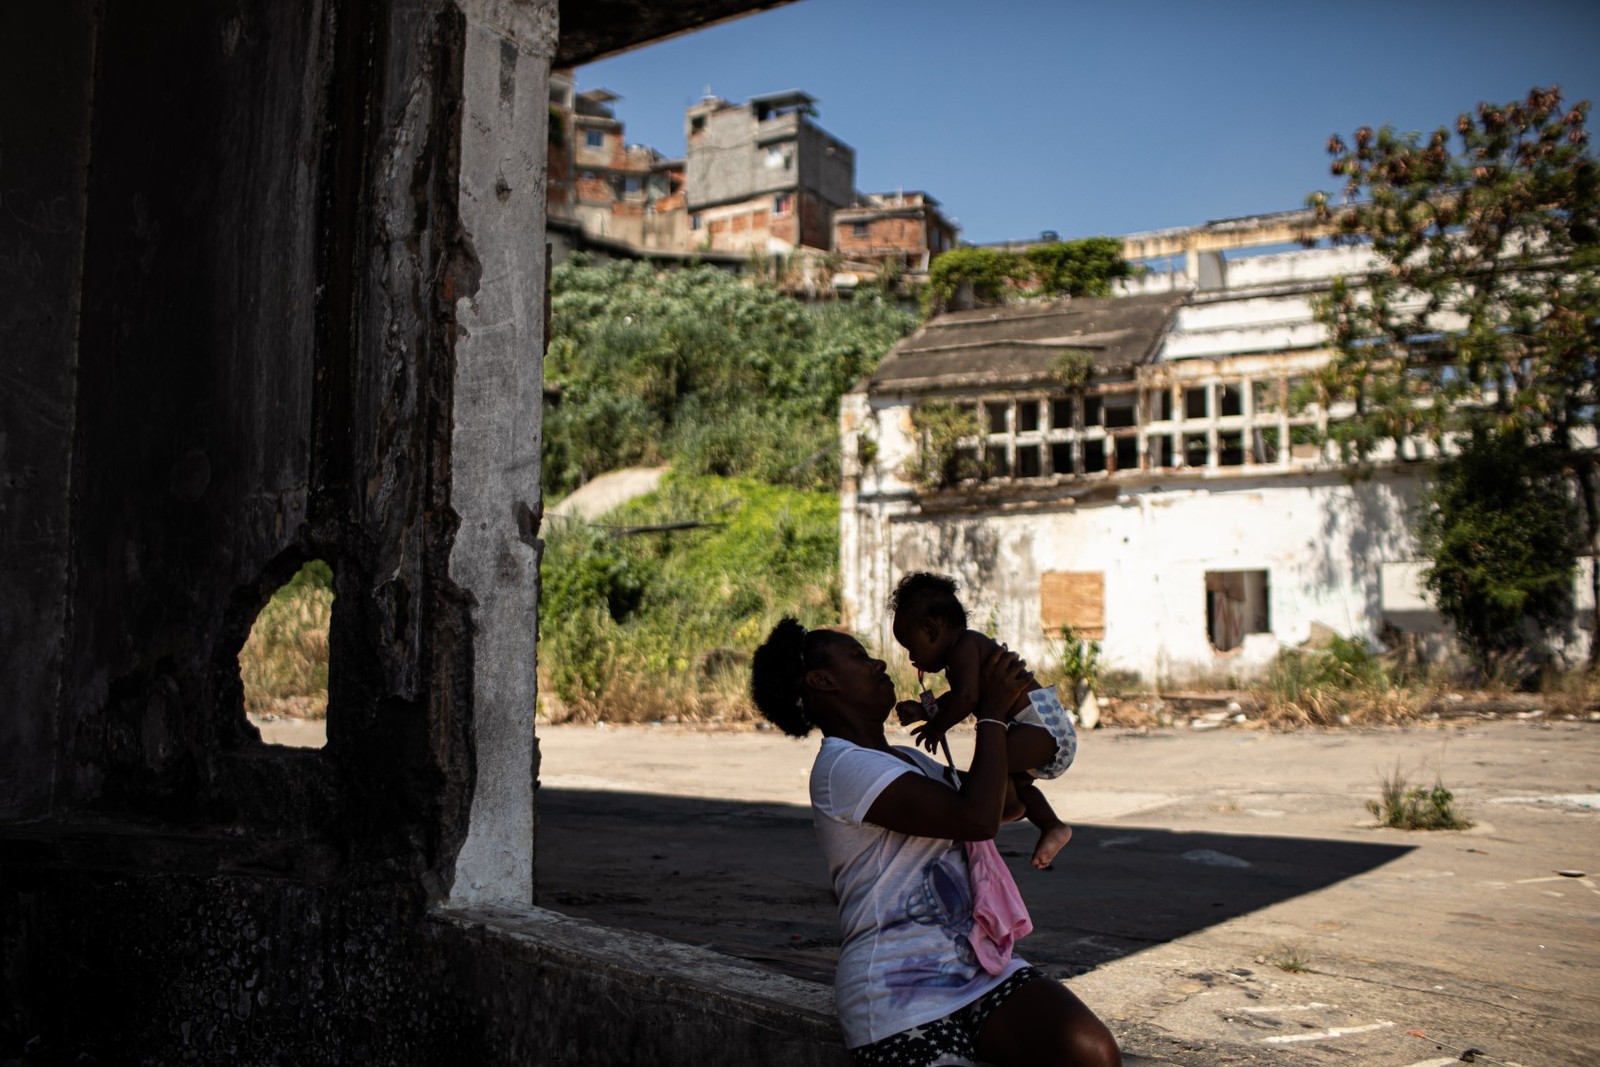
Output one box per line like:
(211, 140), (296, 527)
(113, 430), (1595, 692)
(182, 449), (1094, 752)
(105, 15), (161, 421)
(578, 0), (1600, 244)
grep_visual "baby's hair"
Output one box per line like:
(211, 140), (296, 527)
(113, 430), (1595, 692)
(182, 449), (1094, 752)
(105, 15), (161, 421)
(751, 617), (817, 738)
(890, 572), (968, 629)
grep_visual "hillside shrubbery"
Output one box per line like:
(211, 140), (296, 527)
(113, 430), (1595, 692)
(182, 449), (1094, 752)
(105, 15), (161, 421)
(543, 258), (917, 495)
(540, 474), (841, 723)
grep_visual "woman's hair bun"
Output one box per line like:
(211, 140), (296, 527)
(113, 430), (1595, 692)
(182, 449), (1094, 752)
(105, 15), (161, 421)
(751, 617), (813, 738)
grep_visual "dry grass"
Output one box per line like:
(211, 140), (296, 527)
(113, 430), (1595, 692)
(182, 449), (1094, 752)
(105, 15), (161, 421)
(1261, 941), (1313, 973)
(239, 581), (332, 719)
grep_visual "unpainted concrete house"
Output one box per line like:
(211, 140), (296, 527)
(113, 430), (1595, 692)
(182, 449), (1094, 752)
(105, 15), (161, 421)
(1, 1), (855, 1063)
(840, 213), (1595, 682)
(833, 191), (958, 275)
(686, 89), (856, 255)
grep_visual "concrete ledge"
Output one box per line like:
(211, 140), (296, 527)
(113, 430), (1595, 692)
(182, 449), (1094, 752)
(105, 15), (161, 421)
(431, 904), (850, 1065)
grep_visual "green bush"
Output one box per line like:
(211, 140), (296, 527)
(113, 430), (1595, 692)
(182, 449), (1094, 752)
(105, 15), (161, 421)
(1367, 768), (1472, 830)
(538, 474), (840, 722)
(543, 260), (915, 495)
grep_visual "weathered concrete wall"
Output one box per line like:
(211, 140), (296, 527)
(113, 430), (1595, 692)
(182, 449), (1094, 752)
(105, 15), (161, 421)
(848, 470), (1422, 681)
(0, 0), (98, 820)
(0, 860), (850, 1066)
(4, 1), (870, 1062)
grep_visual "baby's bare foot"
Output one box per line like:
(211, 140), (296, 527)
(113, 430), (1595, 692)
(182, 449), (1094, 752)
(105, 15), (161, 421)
(1032, 824), (1073, 870)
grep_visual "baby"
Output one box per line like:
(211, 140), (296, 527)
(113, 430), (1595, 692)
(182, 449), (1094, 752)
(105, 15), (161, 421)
(891, 572), (1077, 869)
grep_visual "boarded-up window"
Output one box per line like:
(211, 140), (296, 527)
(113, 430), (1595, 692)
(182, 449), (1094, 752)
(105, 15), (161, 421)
(1041, 571), (1105, 639)
(1205, 570), (1269, 651)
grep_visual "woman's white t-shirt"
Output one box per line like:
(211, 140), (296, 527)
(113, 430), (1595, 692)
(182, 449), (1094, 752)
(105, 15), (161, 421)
(810, 736), (1026, 1048)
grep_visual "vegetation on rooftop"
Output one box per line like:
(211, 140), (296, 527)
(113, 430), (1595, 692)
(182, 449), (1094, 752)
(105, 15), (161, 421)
(924, 236), (1130, 314)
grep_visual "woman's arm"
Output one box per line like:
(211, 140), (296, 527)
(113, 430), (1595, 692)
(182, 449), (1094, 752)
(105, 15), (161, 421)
(865, 646), (1032, 840)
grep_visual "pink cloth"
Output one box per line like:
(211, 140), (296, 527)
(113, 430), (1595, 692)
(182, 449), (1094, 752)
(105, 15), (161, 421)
(964, 838), (1032, 974)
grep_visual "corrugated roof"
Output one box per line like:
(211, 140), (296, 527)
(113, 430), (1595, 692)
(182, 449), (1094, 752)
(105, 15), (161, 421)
(863, 292), (1185, 394)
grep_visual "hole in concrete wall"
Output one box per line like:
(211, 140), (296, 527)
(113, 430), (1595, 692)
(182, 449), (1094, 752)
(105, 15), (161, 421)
(1017, 400), (1039, 432)
(984, 443), (1010, 477)
(1016, 444), (1041, 477)
(240, 560), (333, 749)
(1051, 397), (1074, 430)
(1219, 384), (1244, 417)
(1183, 433), (1209, 467)
(1083, 439), (1106, 473)
(1102, 397), (1136, 429)
(1083, 396), (1103, 427)
(1113, 435), (1139, 472)
(1218, 431), (1245, 466)
(1184, 386), (1209, 419)
(1149, 434), (1175, 468)
(985, 402), (1008, 434)
(1051, 441), (1074, 475)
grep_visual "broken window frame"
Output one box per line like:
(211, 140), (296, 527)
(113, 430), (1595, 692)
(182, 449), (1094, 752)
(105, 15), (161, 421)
(920, 364), (1338, 490)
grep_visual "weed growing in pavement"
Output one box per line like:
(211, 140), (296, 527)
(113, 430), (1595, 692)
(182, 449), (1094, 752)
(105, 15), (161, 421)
(1367, 766), (1472, 830)
(1262, 942), (1312, 973)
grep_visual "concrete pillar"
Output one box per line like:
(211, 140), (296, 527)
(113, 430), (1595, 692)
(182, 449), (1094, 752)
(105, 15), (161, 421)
(448, 0), (557, 907)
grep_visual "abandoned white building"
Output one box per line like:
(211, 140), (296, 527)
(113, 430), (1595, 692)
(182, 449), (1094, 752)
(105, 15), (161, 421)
(839, 211), (1595, 682)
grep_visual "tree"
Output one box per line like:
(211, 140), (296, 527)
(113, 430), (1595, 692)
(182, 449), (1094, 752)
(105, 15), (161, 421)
(1418, 431), (1580, 674)
(1305, 87), (1599, 666)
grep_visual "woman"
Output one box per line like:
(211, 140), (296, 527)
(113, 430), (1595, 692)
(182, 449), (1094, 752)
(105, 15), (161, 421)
(751, 618), (1121, 1067)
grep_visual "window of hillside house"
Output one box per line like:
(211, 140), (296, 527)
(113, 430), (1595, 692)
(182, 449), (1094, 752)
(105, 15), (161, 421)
(774, 194), (791, 213)
(623, 176), (641, 196)
(1040, 570), (1105, 639)
(1051, 397), (1075, 430)
(986, 402), (1008, 434)
(1017, 400), (1040, 433)
(1051, 441), (1074, 475)
(1083, 395), (1103, 427)
(1219, 383), (1244, 417)
(584, 129), (604, 149)
(690, 214), (702, 230)
(1083, 438), (1106, 473)
(766, 145), (787, 168)
(853, 221), (870, 238)
(1206, 569), (1270, 652)
(1016, 444), (1042, 478)
(1184, 386), (1209, 419)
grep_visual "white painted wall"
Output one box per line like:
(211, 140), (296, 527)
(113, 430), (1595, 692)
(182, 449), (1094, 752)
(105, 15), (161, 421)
(845, 469), (1422, 683)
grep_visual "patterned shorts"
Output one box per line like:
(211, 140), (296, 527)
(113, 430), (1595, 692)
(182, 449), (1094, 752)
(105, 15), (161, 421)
(852, 967), (1044, 1067)
(1013, 686), (1078, 780)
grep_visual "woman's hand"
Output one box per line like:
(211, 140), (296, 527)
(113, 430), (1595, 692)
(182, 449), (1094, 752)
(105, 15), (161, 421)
(979, 644), (1032, 715)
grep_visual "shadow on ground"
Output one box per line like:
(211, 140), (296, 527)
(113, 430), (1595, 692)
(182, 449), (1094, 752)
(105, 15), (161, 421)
(536, 788), (1413, 984)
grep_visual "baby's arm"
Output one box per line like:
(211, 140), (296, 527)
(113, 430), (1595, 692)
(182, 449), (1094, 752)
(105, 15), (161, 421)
(910, 631), (984, 752)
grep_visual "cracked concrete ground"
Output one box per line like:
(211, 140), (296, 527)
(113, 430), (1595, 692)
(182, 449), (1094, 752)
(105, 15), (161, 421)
(525, 718), (1599, 1067)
